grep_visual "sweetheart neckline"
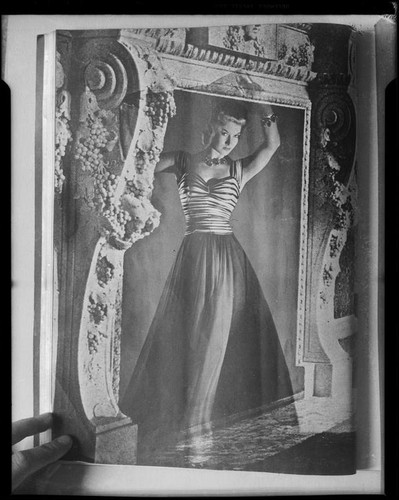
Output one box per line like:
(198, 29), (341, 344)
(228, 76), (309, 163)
(184, 171), (236, 185)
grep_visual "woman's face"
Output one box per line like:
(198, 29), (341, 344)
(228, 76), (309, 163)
(211, 119), (243, 157)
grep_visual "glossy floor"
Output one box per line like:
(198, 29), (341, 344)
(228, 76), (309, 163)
(142, 396), (354, 471)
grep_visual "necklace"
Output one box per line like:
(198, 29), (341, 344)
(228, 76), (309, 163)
(204, 156), (228, 167)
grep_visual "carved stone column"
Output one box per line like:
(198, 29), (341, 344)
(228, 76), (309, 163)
(293, 24), (358, 407)
(53, 30), (176, 463)
(301, 72), (357, 404)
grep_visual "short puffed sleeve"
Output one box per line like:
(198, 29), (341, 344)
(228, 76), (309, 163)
(174, 150), (189, 183)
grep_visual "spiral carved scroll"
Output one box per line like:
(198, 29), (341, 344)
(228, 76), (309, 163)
(78, 39), (139, 110)
(314, 90), (354, 144)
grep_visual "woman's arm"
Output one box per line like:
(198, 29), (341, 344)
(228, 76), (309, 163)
(241, 105), (280, 187)
(154, 151), (177, 173)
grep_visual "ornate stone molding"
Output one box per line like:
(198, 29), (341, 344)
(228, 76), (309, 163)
(123, 27), (187, 53)
(284, 23), (313, 33)
(75, 36), (176, 420)
(122, 26), (317, 83)
(54, 51), (72, 194)
(157, 54), (311, 111)
(54, 32), (177, 463)
(298, 81), (357, 399)
(277, 24), (315, 70)
(295, 104), (312, 367)
(277, 42), (314, 70)
(315, 168), (357, 401)
(166, 43), (317, 82)
(203, 24), (278, 59)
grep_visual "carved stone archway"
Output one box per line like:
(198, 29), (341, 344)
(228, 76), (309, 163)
(53, 30), (176, 463)
(52, 25), (358, 463)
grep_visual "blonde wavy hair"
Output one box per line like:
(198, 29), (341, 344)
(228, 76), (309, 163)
(201, 100), (248, 147)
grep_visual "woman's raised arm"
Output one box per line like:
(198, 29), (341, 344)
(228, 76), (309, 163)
(241, 105), (280, 187)
(154, 151), (177, 173)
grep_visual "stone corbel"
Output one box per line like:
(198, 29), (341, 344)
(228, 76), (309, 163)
(299, 82), (357, 405)
(54, 32), (176, 464)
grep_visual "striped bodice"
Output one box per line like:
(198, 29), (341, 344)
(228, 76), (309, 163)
(175, 151), (242, 235)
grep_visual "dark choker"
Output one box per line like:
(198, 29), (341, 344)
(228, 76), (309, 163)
(204, 156), (229, 167)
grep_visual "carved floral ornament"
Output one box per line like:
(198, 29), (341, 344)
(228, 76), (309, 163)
(54, 51), (73, 194)
(123, 26), (317, 83)
(67, 37), (180, 420)
(222, 25), (271, 58)
(313, 91), (355, 220)
(163, 41), (317, 83)
(312, 90), (357, 312)
(318, 163), (357, 308)
(277, 41), (315, 70)
(71, 37), (177, 251)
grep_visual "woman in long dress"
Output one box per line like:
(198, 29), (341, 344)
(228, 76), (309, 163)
(120, 99), (295, 460)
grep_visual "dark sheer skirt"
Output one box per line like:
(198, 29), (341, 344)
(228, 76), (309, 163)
(119, 232), (294, 458)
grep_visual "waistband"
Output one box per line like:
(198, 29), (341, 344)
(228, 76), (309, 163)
(185, 229), (234, 236)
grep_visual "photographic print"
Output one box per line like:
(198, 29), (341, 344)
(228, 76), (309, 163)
(38, 23), (359, 475)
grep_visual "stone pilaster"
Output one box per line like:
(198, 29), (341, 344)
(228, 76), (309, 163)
(53, 30), (176, 463)
(298, 26), (357, 401)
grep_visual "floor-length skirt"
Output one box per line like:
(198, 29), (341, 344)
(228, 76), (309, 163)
(119, 232), (294, 458)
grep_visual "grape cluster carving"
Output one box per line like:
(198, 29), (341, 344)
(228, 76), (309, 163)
(87, 331), (100, 355)
(55, 109), (72, 194)
(223, 26), (244, 52)
(74, 115), (108, 172)
(74, 85), (176, 247)
(74, 111), (133, 240)
(278, 42), (314, 68)
(144, 90), (176, 129)
(96, 256), (115, 287)
(88, 294), (107, 325)
(87, 295), (108, 355)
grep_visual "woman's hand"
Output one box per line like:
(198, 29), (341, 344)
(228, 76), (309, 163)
(259, 103), (274, 116)
(12, 413), (72, 492)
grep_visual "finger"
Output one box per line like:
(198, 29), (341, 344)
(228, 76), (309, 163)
(12, 435), (72, 491)
(12, 413), (53, 445)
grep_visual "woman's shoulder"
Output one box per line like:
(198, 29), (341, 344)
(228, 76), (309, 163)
(175, 150), (191, 165)
(155, 150), (188, 174)
(158, 150), (189, 166)
(170, 150), (191, 178)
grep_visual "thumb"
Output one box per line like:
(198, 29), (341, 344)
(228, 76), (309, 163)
(12, 435), (72, 491)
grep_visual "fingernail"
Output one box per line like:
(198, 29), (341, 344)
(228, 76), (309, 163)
(56, 435), (72, 446)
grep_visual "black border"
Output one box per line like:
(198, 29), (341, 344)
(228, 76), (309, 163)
(5, 4), (398, 498)
(0, 0), (397, 15)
